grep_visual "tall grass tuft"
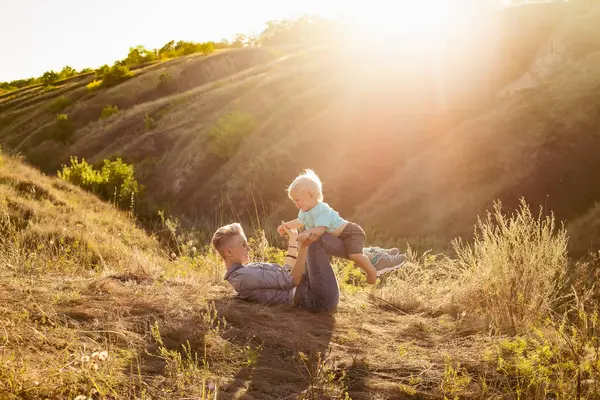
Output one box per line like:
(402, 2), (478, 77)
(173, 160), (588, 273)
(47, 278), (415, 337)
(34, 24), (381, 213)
(454, 198), (568, 333)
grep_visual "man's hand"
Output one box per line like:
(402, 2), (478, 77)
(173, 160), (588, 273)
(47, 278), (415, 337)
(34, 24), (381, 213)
(298, 231), (319, 244)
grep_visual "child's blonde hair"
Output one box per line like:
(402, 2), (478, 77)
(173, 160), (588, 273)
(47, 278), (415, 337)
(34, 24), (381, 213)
(287, 169), (324, 202)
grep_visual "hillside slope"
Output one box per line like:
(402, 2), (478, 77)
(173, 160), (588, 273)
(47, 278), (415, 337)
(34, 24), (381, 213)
(1, 2), (599, 254)
(1, 154), (501, 399)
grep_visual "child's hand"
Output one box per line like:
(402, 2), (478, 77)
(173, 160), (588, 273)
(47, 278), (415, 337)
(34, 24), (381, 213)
(277, 222), (287, 237)
(280, 223), (298, 240)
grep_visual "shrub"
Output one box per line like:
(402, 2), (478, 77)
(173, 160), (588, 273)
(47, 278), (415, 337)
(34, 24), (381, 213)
(86, 80), (102, 92)
(58, 156), (140, 209)
(49, 96), (72, 113)
(207, 109), (257, 158)
(94, 65), (109, 79)
(57, 156), (100, 188)
(100, 104), (119, 119)
(122, 45), (157, 66)
(198, 41), (215, 54)
(97, 158), (140, 206)
(50, 114), (76, 144)
(101, 65), (132, 88)
(157, 72), (177, 94)
(58, 66), (77, 80)
(453, 199), (568, 333)
(41, 70), (59, 86)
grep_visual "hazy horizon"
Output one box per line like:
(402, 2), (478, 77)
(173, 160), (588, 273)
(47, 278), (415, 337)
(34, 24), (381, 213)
(0, 0), (494, 83)
(0, 0), (342, 82)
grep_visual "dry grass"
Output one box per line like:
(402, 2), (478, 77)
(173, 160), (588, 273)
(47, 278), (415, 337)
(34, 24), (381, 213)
(0, 157), (159, 276)
(4, 153), (600, 398)
(0, 154), (506, 399)
(453, 199), (568, 333)
(374, 199), (569, 333)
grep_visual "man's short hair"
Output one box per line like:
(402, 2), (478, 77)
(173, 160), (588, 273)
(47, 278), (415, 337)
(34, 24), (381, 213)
(287, 169), (324, 202)
(211, 223), (244, 257)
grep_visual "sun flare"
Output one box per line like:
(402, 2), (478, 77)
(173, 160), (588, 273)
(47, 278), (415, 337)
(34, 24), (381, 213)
(343, 0), (477, 41)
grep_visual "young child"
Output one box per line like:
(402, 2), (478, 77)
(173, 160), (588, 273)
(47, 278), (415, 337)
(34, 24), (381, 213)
(277, 169), (379, 284)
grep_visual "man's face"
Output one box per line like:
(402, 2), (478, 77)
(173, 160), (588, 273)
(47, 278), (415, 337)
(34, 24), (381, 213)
(226, 233), (250, 264)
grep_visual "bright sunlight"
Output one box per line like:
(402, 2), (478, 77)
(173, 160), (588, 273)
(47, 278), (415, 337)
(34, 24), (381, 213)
(343, 0), (483, 41)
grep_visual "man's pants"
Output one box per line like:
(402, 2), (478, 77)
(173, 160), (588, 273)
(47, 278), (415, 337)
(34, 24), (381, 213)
(296, 234), (349, 313)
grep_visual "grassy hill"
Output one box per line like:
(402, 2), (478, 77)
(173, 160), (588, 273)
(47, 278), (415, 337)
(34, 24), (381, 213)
(0, 153), (499, 399)
(3, 148), (600, 399)
(1, 3), (600, 254)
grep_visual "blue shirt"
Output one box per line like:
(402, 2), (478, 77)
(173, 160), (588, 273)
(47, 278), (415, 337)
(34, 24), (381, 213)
(298, 202), (347, 233)
(225, 262), (296, 306)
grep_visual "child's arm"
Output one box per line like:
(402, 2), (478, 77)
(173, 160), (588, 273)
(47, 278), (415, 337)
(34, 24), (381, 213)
(277, 219), (303, 236)
(298, 226), (326, 242)
(284, 219), (303, 230)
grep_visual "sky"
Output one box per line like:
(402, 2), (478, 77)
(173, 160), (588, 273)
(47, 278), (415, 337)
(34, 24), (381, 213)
(0, 0), (494, 83)
(0, 0), (343, 82)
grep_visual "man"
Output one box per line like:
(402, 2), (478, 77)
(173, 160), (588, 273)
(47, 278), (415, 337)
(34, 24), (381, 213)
(211, 222), (349, 313)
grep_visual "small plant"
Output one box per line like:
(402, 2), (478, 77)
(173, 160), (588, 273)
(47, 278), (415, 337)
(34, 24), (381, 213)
(49, 96), (72, 113)
(144, 114), (156, 131)
(484, 291), (600, 400)
(100, 104), (119, 119)
(50, 114), (75, 144)
(248, 229), (285, 265)
(296, 350), (351, 399)
(485, 334), (557, 399)
(86, 80), (102, 92)
(157, 72), (177, 93)
(44, 85), (58, 92)
(210, 80), (228, 90)
(151, 322), (214, 393)
(207, 108), (256, 158)
(440, 356), (471, 400)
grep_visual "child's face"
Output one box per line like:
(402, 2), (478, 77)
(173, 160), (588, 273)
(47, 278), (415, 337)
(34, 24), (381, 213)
(290, 188), (316, 212)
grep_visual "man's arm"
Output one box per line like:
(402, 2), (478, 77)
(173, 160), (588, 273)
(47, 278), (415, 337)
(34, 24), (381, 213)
(289, 241), (309, 286)
(281, 226), (311, 287)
